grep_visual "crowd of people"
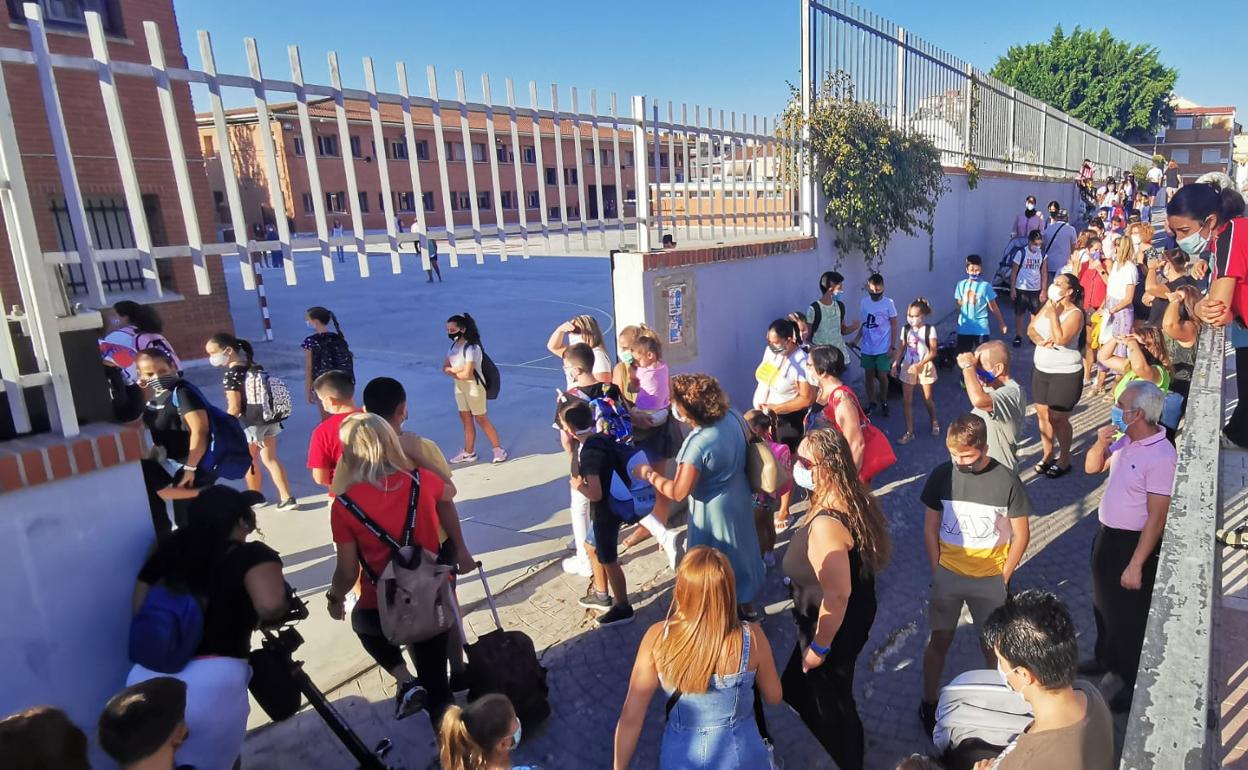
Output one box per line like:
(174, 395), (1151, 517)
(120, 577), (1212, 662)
(4, 168), (1246, 770)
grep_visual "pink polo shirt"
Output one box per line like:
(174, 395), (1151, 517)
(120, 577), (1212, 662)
(1099, 428), (1176, 531)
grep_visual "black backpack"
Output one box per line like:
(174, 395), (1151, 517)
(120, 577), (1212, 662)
(474, 347), (502, 400)
(808, 301), (823, 339)
(317, 334), (355, 382)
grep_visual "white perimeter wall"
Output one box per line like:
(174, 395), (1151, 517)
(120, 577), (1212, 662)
(0, 461), (153, 767)
(613, 172), (1080, 409)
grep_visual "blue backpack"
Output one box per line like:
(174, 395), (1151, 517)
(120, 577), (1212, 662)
(588, 394), (632, 445)
(128, 584), (204, 673)
(605, 443), (656, 524)
(171, 381), (252, 480)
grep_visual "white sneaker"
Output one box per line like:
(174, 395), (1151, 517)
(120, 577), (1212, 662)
(658, 529), (682, 571)
(561, 554), (593, 577)
(492, 447), (508, 464)
(449, 450), (477, 464)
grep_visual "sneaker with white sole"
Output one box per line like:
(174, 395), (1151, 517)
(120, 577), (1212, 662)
(561, 554), (593, 577)
(658, 529), (683, 571)
(449, 450), (477, 464)
(276, 497), (297, 511)
(595, 603), (635, 627)
(492, 447), (508, 463)
(394, 679), (427, 720)
(578, 591), (612, 612)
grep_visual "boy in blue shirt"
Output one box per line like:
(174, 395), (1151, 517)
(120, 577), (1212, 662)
(954, 255), (1008, 354)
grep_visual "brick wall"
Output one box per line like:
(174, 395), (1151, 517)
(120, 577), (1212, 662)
(0, 0), (233, 361)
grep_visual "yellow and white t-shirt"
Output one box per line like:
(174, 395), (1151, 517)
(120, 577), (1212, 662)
(920, 459), (1033, 577)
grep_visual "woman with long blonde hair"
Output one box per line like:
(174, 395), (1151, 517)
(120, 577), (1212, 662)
(1098, 230), (1138, 357)
(546, 313), (612, 385)
(439, 694), (526, 770)
(782, 428), (891, 770)
(325, 413), (460, 731)
(614, 546), (782, 769)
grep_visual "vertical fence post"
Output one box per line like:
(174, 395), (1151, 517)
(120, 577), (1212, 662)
(1006, 86), (1017, 173)
(1061, 117), (1070, 175)
(895, 27), (906, 131)
(1038, 103), (1048, 175)
(631, 95), (651, 252)
(962, 63), (974, 164)
(799, 0), (814, 237)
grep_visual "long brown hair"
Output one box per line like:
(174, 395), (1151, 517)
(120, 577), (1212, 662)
(653, 546), (742, 694)
(801, 428), (892, 575)
(1134, 326), (1171, 372)
(438, 694), (515, 770)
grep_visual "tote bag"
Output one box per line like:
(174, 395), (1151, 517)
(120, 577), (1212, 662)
(830, 386), (896, 483)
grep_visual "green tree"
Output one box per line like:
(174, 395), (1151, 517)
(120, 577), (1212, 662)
(990, 26), (1177, 143)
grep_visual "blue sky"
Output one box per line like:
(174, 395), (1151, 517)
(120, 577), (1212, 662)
(175, 0), (1244, 127)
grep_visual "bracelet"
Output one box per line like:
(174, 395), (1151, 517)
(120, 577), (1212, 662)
(182, 464), (197, 472)
(809, 641), (830, 657)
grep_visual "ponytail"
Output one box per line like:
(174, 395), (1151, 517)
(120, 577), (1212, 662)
(448, 313), (482, 346)
(437, 695), (515, 770)
(209, 332), (258, 368)
(307, 306), (346, 343)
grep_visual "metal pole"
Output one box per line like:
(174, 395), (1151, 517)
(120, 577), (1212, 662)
(962, 63), (974, 163)
(1006, 86), (1017, 173)
(799, 0), (814, 236)
(1038, 103), (1048, 175)
(631, 95), (651, 252)
(895, 27), (906, 131)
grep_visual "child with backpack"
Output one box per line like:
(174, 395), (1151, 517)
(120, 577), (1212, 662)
(444, 313), (507, 465)
(850, 273), (899, 416)
(302, 306), (354, 419)
(100, 301), (182, 423)
(891, 298), (941, 444)
(559, 398), (680, 628)
(744, 409), (792, 567)
(205, 333), (296, 510)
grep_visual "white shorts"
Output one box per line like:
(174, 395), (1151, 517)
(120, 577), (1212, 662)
(127, 657), (251, 770)
(244, 421), (283, 445)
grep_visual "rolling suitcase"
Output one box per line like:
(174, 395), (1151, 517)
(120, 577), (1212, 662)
(462, 562), (551, 724)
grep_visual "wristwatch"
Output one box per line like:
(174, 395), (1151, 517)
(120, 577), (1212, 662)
(958, 361), (972, 370)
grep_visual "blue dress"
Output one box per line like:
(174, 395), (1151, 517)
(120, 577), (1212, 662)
(676, 412), (764, 605)
(660, 624), (769, 769)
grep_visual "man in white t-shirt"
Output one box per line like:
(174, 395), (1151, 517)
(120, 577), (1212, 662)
(1041, 210), (1077, 283)
(850, 272), (898, 416)
(1009, 229), (1047, 349)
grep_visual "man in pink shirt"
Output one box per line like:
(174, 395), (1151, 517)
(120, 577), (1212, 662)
(1081, 380), (1176, 714)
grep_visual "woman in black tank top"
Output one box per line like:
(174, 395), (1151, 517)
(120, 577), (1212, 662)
(781, 428), (892, 770)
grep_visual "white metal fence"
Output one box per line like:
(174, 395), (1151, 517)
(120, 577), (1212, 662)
(802, 0), (1151, 177)
(0, 3), (805, 438)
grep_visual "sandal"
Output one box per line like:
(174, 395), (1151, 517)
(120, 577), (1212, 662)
(1034, 457), (1055, 475)
(1044, 463), (1072, 479)
(898, 432), (915, 445)
(931, 422), (941, 437)
(773, 515), (791, 534)
(1217, 526), (1248, 549)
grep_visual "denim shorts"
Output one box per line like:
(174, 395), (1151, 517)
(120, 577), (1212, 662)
(244, 421), (283, 446)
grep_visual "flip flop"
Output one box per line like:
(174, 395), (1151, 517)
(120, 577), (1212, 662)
(898, 432), (915, 445)
(1217, 526), (1248, 549)
(1045, 463), (1072, 479)
(931, 423), (941, 437)
(1034, 457), (1055, 475)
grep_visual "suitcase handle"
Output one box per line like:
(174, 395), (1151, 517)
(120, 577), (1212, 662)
(473, 561), (504, 632)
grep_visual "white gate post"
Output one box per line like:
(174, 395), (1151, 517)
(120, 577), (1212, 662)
(1038, 103), (1048, 175)
(630, 95), (651, 252)
(1007, 86), (1017, 173)
(895, 28), (906, 131)
(962, 63), (974, 162)
(799, 0), (814, 237)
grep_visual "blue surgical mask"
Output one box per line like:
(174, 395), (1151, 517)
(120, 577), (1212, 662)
(1110, 406), (1131, 433)
(792, 462), (815, 491)
(967, 272), (980, 281)
(510, 720), (523, 749)
(975, 367), (996, 385)
(1177, 228), (1210, 257)
(619, 350), (635, 365)
(833, 289), (844, 299)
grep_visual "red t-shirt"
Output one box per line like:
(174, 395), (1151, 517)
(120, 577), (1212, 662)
(1080, 259), (1108, 311)
(1212, 217), (1248, 327)
(330, 469), (445, 609)
(307, 410), (359, 489)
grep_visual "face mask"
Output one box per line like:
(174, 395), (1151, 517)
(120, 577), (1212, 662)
(954, 460), (978, 474)
(997, 661), (1016, 692)
(568, 333), (584, 345)
(306, 321), (316, 330)
(448, 332), (463, 341)
(1025, 203), (1035, 212)
(868, 291), (883, 301)
(563, 366), (581, 380)
(208, 351), (229, 367)
(1177, 226), (1211, 257)
(1110, 405), (1131, 433)
(672, 407), (688, 424)
(767, 343), (786, 355)
(1131, 234), (1142, 247)
(907, 317), (923, 326)
(833, 289), (844, 299)
(975, 367), (996, 385)
(619, 350), (635, 365)
(966, 271), (980, 280)
(1046, 284), (1064, 303)
(1028, 244), (1040, 253)
(792, 462), (815, 491)
(510, 720), (523, 750)
(146, 374), (178, 396)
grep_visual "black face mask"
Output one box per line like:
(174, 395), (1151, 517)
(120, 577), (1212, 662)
(869, 291), (883, 301)
(448, 332), (463, 341)
(955, 461), (978, 474)
(768, 343), (786, 354)
(146, 374), (179, 396)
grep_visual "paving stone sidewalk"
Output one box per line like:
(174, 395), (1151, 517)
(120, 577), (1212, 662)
(244, 342), (1116, 770)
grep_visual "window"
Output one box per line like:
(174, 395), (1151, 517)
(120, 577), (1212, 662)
(648, 151), (669, 168)
(316, 134), (340, 157)
(292, 136), (305, 157)
(600, 149), (614, 166)
(1171, 149), (1190, 165)
(357, 192), (369, 213)
(521, 145), (536, 164)
(545, 167), (558, 186)
(11, 1), (123, 34)
(390, 140), (408, 160)
(623, 150), (635, 167)
(564, 168), (578, 186)
(501, 191), (517, 209)
(202, 135), (215, 157)
(445, 142), (465, 161)
(583, 148), (596, 166)
(326, 191), (347, 212)
(422, 191), (436, 212)
(415, 140), (429, 161)
(378, 193), (384, 211)
(301, 192), (314, 214)
(394, 191), (416, 212)
(1201, 148), (1224, 164)
(349, 135), (362, 157)
(1173, 116), (1194, 130)
(471, 143), (487, 163)
(526, 191), (540, 209)
(477, 191), (491, 210)
(624, 187), (637, 204)
(451, 191), (471, 211)
(496, 144), (513, 164)
(548, 206), (561, 219)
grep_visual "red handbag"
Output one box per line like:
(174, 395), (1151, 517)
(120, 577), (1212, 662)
(827, 387), (896, 484)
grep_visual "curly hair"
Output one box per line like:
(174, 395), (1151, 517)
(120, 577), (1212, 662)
(671, 373), (729, 426)
(801, 428), (892, 576)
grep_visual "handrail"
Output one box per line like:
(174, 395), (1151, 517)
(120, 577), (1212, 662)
(1120, 323), (1225, 769)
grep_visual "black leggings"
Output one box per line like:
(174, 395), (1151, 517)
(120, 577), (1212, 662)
(351, 606), (452, 732)
(1225, 346), (1248, 447)
(781, 640), (866, 770)
(1090, 524), (1158, 687)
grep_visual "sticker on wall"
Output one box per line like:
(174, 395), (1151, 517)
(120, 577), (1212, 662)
(666, 283), (686, 344)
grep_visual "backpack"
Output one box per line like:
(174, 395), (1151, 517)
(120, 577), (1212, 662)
(170, 381), (252, 480)
(135, 331), (181, 371)
(337, 472), (457, 645)
(808, 301), (823, 339)
(589, 393), (632, 444)
(244, 368), (293, 424)
(474, 348), (502, 400)
(128, 583), (204, 674)
(316, 334), (355, 382)
(604, 442), (656, 523)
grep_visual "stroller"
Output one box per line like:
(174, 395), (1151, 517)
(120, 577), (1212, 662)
(992, 236), (1027, 294)
(932, 670), (1033, 770)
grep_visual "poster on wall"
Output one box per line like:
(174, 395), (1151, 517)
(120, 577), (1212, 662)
(667, 283), (685, 345)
